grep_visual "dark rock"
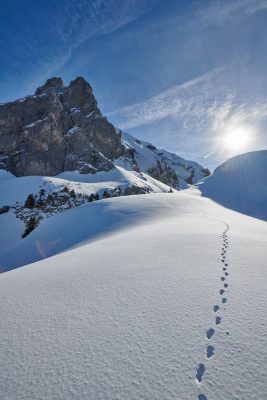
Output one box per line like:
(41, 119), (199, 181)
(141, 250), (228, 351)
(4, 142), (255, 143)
(146, 144), (157, 151)
(124, 184), (150, 196)
(0, 77), (125, 177)
(35, 77), (64, 95)
(0, 205), (9, 214)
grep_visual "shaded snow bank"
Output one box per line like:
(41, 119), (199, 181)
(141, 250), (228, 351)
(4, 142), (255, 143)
(196, 150), (267, 221)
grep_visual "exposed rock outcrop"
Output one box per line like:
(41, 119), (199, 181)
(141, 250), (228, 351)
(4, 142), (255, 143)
(0, 77), (124, 176)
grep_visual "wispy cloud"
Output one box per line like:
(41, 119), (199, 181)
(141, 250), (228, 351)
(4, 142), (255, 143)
(10, 0), (159, 97)
(107, 64), (267, 162)
(199, 0), (267, 26)
(107, 68), (229, 130)
(208, 101), (267, 135)
(54, 0), (157, 61)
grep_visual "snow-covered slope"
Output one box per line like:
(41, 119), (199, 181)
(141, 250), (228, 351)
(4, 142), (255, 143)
(116, 131), (210, 189)
(197, 150), (267, 221)
(0, 166), (171, 206)
(0, 166), (172, 263)
(0, 189), (266, 400)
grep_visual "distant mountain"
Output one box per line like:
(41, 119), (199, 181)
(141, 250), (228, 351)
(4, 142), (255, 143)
(0, 76), (209, 189)
(115, 131), (210, 190)
(196, 150), (267, 221)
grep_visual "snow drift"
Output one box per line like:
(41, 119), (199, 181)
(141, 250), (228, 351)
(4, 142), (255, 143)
(197, 150), (267, 221)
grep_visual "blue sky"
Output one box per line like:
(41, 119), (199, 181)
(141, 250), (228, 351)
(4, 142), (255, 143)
(1, 0), (267, 169)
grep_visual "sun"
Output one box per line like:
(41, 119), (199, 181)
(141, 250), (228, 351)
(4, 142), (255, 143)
(224, 126), (252, 152)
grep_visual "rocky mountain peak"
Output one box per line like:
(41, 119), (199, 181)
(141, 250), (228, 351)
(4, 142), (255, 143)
(61, 76), (97, 113)
(0, 76), (124, 176)
(35, 77), (64, 95)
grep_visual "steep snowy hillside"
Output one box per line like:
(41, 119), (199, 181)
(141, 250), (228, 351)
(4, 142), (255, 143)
(0, 190), (266, 400)
(116, 131), (210, 189)
(197, 150), (267, 221)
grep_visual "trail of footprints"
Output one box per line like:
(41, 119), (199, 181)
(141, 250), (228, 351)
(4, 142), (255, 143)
(196, 225), (230, 400)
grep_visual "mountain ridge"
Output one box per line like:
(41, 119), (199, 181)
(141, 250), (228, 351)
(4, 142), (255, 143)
(0, 76), (209, 189)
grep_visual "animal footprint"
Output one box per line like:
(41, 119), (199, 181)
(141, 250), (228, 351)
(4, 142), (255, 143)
(220, 289), (224, 295)
(198, 395), (208, 400)
(206, 328), (215, 339)
(207, 345), (214, 358)
(215, 316), (221, 325)
(222, 298), (227, 304)
(196, 363), (205, 383)
(213, 305), (219, 312)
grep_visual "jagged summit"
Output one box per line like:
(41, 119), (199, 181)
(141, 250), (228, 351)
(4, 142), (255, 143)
(35, 77), (64, 95)
(35, 76), (98, 112)
(0, 76), (123, 176)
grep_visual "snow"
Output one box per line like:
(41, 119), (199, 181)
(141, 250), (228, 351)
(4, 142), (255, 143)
(70, 108), (80, 113)
(197, 150), (267, 221)
(66, 126), (79, 135)
(0, 166), (172, 269)
(23, 116), (49, 129)
(116, 131), (208, 189)
(0, 167), (171, 206)
(0, 189), (267, 399)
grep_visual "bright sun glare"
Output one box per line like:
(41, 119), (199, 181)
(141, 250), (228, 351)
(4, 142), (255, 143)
(224, 126), (252, 152)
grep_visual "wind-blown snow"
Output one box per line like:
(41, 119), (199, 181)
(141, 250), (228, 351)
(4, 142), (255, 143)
(197, 150), (267, 221)
(0, 189), (266, 400)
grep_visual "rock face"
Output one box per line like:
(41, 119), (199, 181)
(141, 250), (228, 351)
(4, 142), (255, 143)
(0, 77), (124, 176)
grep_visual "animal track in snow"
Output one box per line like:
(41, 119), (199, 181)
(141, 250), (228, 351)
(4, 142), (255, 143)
(207, 345), (214, 358)
(194, 219), (231, 400)
(196, 363), (205, 383)
(198, 395), (208, 400)
(206, 328), (215, 339)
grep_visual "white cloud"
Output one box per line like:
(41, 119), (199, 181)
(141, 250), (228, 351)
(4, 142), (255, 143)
(107, 65), (267, 161)
(107, 68), (228, 130)
(23, 0), (159, 94)
(209, 101), (267, 134)
(199, 0), (267, 26)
